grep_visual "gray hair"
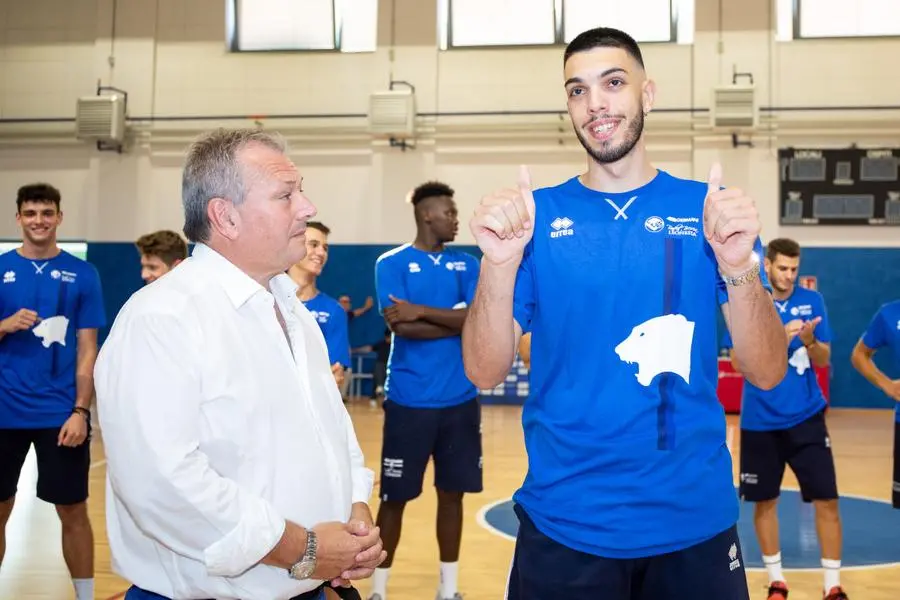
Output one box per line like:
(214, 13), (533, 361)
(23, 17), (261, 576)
(181, 128), (287, 243)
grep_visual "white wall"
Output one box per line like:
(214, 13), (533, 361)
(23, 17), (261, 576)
(0, 0), (898, 246)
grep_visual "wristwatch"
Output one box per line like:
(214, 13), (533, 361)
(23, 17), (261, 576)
(288, 529), (317, 580)
(720, 264), (760, 287)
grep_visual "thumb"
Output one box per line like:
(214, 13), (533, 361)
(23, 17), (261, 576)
(707, 162), (723, 196)
(518, 164), (536, 220)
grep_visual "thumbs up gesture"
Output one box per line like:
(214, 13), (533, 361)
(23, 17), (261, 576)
(703, 162), (762, 277)
(470, 165), (537, 266)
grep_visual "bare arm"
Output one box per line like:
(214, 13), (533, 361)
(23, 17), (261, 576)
(418, 306), (468, 332)
(850, 340), (896, 397)
(391, 321), (458, 340)
(721, 279), (787, 391)
(805, 340), (831, 368)
(75, 328), (98, 410)
(462, 260), (523, 388)
(728, 348), (741, 373)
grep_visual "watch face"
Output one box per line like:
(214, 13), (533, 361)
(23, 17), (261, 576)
(290, 560), (315, 580)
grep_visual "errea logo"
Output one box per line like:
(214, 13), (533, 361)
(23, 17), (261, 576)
(550, 217), (574, 238)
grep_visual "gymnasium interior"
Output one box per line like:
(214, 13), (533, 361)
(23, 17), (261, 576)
(1, 0), (899, 598)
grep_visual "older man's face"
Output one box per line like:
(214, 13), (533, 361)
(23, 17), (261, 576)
(234, 143), (317, 274)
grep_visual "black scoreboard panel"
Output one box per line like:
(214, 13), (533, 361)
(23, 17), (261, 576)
(779, 148), (900, 225)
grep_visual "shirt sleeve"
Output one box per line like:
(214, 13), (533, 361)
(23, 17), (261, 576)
(861, 306), (888, 350)
(76, 265), (107, 330)
(512, 243), (536, 334)
(327, 307), (351, 368)
(341, 403), (375, 504)
(715, 237), (770, 305)
(95, 311), (286, 578)
(375, 256), (405, 314)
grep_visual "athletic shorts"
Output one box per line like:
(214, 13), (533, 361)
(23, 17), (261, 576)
(739, 409), (837, 503)
(893, 421), (899, 509)
(505, 504), (749, 600)
(0, 426), (91, 505)
(378, 397), (482, 503)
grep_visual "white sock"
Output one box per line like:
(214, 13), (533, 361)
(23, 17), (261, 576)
(822, 558), (841, 591)
(371, 567), (390, 598)
(763, 552), (785, 584)
(439, 562), (458, 599)
(73, 578), (94, 600)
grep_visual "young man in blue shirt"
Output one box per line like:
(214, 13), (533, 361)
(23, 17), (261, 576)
(723, 238), (848, 600)
(287, 221), (351, 389)
(462, 27), (788, 599)
(369, 181), (481, 600)
(0, 183), (106, 600)
(851, 299), (900, 510)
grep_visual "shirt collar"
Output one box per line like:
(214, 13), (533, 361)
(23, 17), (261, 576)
(191, 243), (268, 308)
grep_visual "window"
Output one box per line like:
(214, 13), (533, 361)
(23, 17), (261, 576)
(778, 0), (900, 40)
(228, 0), (378, 52)
(439, 0), (690, 49)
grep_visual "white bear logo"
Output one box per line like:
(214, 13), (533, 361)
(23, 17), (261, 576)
(614, 314), (695, 386)
(32, 315), (69, 348)
(788, 346), (810, 375)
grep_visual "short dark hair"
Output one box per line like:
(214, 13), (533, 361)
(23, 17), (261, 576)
(410, 181), (454, 206)
(766, 238), (801, 262)
(136, 230), (188, 267)
(17, 183), (61, 213)
(564, 27), (645, 69)
(307, 221), (330, 235)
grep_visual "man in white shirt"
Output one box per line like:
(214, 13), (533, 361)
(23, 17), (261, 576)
(94, 128), (384, 600)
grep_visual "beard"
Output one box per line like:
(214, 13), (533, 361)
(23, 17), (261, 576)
(574, 109), (644, 165)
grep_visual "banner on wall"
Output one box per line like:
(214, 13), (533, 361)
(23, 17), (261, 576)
(799, 275), (817, 290)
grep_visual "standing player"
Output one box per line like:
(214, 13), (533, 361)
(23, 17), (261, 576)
(851, 299), (900, 510)
(462, 28), (788, 599)
(135, 229), (188, 284)
(287, 221), (351, 388)
(723, 238), (848, 600)
(369, 181), (481, 600)
(0, 183), (106, 600)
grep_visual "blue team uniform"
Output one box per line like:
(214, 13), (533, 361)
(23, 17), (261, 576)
(0, 249), (106, 428)
(509, 170), (768, 561)
(374, 243), (480, 408)
(722, 286), (831, 431)
(373, 243), (483, 503)
(0, 248), (105, 507)
(302, 291), (350, 368)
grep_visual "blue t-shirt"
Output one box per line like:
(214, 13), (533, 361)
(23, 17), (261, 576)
(302, 291), (351, 368)
(0, 249), (106, 429)
(375, 244), (480, 408)
(860, 299), (900, 422)
(721, 286), (830, 431)
(511, 170), (769, 559)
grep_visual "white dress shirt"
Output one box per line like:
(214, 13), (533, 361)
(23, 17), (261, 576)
(94, 243), (374, 600)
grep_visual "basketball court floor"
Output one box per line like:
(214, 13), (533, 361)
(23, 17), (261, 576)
(1, 402), (898, 600)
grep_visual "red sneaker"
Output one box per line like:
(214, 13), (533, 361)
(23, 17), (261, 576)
(767, 581), (789, 599)
(824, 586), (849, 599)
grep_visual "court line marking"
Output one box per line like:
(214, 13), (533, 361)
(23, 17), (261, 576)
(103, 592), (126, 600)
(90, 459), (106, 469)
(476, 488), (900, 572)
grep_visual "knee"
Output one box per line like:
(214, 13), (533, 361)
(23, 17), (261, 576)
(754, 498), (778, 517)
(378, 499), (407, 517)
(436, 489), (463, 507)
(55, 502), (90, 528)
(814, 499), (840, 520)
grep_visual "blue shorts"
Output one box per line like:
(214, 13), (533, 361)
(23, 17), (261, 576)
(506, 504), (749, 600)
(378, 397), (482, 503)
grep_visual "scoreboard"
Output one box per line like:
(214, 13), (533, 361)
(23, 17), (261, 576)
(779, 147), (900, 226)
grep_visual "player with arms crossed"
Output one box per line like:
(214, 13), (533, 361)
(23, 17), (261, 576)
(462, 27), (787, 599)
(851, 299), (900, 510)
(0, 183), (106, 600)
(723, 238), (848, 600)
(369, 181), (481, 600)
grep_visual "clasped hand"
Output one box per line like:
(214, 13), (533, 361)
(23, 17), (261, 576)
(311, 518), (386, 587)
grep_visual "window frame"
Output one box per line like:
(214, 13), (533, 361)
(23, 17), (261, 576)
(440, 0), (678, 50)
(791, 0), (900, 41)
(226, 0), (371, 53)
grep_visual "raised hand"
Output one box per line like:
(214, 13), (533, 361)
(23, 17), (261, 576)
(703, 163), (761, 277)
(470, 165), (536, 267)
(797, 316), (822, 346)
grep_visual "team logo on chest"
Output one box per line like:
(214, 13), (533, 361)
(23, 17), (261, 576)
(2, 270), (14, 284)
(550, 217), (574, 238)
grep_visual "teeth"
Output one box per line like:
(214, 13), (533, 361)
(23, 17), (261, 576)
(593, 122), (615, 133)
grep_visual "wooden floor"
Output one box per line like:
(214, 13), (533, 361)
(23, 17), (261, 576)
(1, 403), (898, 600)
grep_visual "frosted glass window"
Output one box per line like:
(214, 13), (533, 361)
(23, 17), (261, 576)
(799, 0), (900, 38)
(232, 0), (377, 52)
(449, 0), (556, 47)
(565, 0), (674, 43)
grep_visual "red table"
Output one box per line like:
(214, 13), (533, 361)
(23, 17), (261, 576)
(716, 357), (830, 414)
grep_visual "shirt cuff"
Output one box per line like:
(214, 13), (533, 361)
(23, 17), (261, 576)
(203, 499), (286, 577)
(351, 466), (375, 505)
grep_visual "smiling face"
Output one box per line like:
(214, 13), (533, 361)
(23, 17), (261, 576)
(295, 225), (329, 277)
(16, 200), (62, 247)
(564, 46), (654, 165)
